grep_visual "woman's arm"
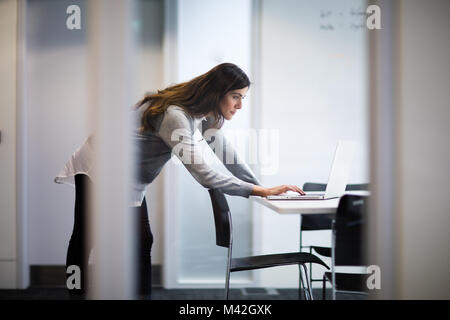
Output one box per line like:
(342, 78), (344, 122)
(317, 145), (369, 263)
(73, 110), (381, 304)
(158, 107), (255, 197)
(201, 118), (261, 185)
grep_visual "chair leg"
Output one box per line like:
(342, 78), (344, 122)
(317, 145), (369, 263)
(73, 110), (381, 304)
(298, 217), (304, 297)
(298, 264), (309, 300)
(332, 283), (336, 300)
(322, 273), (327, 300)
(225, 269), (230, 300)
(309, 247), (313, 289)
(298, 264), (302, 299)
(225, 247), (232, 300)
(301, 264), (314, 300)
(298, 264), (304, 299)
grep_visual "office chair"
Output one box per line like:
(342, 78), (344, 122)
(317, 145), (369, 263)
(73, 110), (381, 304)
(299, 183), (369, 296)
(208, 189), (329, 300)
(322, 194), (369, 300)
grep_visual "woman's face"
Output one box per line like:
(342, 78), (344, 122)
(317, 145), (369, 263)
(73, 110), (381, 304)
(219, 87), (249, 120)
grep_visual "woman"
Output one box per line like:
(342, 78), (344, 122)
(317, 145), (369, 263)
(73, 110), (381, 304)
(55, 63), (305, 298)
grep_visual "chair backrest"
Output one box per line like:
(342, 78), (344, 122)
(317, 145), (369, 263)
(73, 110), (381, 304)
(208, 189), (232, 248)
(303, 182), (327, 192)
(302, 182), (370, 192)
(345, 183), (370, 191)
(334, 194), (368, 266)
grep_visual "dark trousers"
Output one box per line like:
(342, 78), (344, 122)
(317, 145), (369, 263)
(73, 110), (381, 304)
(66, 174), (153, 297)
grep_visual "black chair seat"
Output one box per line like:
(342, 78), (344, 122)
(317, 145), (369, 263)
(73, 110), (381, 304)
(231, 252), (329, 272)
(311, 246), (332, 257)
(324, 272), (368, 292)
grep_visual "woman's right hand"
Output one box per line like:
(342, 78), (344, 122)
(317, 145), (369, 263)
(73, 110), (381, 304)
(251, 185), (305, 197)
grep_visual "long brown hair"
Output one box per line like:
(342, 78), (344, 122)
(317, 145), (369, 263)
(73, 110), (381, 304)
(135, 63), (250, 132)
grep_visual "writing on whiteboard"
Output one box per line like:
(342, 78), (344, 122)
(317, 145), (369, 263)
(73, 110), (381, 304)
(320, 5), (381, 31)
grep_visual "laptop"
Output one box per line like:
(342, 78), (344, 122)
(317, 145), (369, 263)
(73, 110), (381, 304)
(266, 140), (356, 200)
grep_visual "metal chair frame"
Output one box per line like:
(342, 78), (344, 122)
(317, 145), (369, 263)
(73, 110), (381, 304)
(209, 189), (328, 300)
(322, 196), (370, 300)
(298, 183), (369, 296)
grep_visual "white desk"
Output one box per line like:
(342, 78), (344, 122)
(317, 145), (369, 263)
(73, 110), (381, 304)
(253, 191), (370, 215)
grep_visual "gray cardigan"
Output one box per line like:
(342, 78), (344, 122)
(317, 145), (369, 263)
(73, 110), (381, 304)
(55, 104), (261, 206)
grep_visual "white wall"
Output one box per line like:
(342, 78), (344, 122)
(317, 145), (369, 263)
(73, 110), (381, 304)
(256, 0), (369, 287)
(0, 0), (18, 289)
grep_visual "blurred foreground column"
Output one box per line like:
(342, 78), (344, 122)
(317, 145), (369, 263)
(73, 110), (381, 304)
(87, 0), (137, 299)
(369, 0), (450, 299)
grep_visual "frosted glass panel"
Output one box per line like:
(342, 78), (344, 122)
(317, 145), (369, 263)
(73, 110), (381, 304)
(175, 0), (253, 283)
(256, 0), (369, 287)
